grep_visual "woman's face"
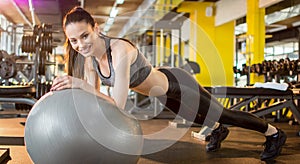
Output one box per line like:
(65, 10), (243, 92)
(65, 21), (98, 57)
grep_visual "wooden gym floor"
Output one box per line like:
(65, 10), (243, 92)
(0, 113), (300, 164)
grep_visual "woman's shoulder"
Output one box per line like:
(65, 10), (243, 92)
(109, 38), (138, 64)
(110, 38), (134, 47)
(110, 38), (137, 54)
(110, 38), (126, 47)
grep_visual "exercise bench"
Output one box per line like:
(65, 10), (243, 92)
(0, 85), (37, 117)
(192, 86), (300, 140)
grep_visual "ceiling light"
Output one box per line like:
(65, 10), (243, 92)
(110, 6), (118, 18)
(292, 21), (300, 27)
(266, 25), (287, 33)
(116, 0), (124, 4)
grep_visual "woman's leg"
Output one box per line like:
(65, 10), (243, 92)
(156, 67), (286, 160)
(158, 67), (268, 132)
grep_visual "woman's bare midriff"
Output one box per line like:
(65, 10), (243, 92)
(132, 68), (169, 97)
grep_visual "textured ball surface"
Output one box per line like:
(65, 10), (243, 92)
(25, 89), (143, 164)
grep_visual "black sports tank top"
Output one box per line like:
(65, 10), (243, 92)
(92, 36), (151, 88)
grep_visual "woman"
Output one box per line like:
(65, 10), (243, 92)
(51, 6), (286, 161)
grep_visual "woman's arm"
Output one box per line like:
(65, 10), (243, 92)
(51, 41), (135, 110)
(51, 57), (116, 105)
(110, 40), (136, 110)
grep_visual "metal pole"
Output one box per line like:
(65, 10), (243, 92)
(160, 29), (164, 66)
(153, 30), (157, 66)
(295, 28), (300, 116)
(170, 32), (174, 67)
(235, 38), (239, 86)
(298, 27), (300, 59)
(178, 28), (182, 66)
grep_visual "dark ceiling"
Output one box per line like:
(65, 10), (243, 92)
(0, 0), (299, 47)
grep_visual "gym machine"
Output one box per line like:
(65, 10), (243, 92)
(0, 148), (10, 164)
(0, 24), (55, 117)
(0, 50), (36, 117)
(21, 24), (54, 99)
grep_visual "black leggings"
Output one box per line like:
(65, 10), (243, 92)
(156, 67), (268, 133)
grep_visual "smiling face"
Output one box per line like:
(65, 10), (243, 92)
(65, 21), (98, 57)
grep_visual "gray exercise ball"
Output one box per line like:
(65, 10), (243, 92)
(24, 89), (143, 164)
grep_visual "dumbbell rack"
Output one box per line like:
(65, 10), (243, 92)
(234, 58), (300, 85)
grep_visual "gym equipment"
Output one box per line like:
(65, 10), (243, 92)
(21, 24), (55, 99)
(25, 89), (143, 164)
(125, 90), (164, 120)
(234, 58), (300, 84)
(21, 24), (53, 53)
(0, 85), (36, 118)
(0, 148), (10, 163)
(0, 50), (37, 116)
(0, 57), (16, 79)
(180, 59), (200, 74)
(0, 50), (17, 82)
(209, 86), (300, 129)
(193, 86), (300, 140)
(0, 85), (36, 105)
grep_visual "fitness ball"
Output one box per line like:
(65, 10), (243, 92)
(24, 89), (143, 164)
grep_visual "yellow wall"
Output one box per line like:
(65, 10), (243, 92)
(177, 2), (235, 86)
(215, 22), (235, 85)
(247, 0), (265, 84)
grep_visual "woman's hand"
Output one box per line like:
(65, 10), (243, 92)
(50, 75), (83, 91)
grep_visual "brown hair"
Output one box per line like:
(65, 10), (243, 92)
(63, 7), (137, 78)
(63, 6), (95, 78)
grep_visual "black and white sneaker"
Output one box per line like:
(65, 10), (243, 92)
(206, 124), (229, 152)
(260, 129), (287, 161)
